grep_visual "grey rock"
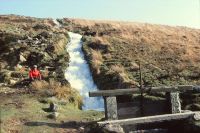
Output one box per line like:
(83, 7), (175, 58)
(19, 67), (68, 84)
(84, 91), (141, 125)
(19, 54), (27, 62)
(49, 102), (58, 112)
(8, 79), (17, 85)
(17, 40), (22, 43)
(79, 126), (84, 132)
(34, 40), (40, 45)
(181, 110), (192, 113)
(27, 36), (32, 40)
(47, 112), (59, 119)
(103, 124), (125, 133)
(193, 112), (200, 121)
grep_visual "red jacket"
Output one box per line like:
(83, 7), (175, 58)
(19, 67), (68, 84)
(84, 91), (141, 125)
(29, 69), (41, 79)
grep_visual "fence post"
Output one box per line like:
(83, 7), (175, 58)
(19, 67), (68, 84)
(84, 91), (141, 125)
(104, 96), (118, 120)
(169, 92), (181, 113)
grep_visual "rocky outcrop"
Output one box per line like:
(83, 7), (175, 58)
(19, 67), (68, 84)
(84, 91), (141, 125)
(0, 15), (69, 85)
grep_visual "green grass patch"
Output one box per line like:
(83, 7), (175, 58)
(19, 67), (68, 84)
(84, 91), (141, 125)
(0, 93), (104, 133)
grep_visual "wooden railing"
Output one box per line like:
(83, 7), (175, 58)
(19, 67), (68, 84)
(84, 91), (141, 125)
(89, 85), (200, 125)
(89, 85), (195, 97)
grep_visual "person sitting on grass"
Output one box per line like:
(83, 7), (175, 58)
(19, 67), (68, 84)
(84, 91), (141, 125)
(29, 65), (42, 81)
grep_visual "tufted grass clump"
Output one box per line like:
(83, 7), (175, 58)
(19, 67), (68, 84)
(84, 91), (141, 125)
(30, 79), (83, 108)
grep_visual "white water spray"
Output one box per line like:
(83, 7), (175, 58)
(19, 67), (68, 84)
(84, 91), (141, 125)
(52, 19), (61, 28)
(65, 32), (104, 110)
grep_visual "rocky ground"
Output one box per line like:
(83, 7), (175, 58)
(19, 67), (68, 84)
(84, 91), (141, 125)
(0, 15), (104, 133)
(0, 15), (69, 86)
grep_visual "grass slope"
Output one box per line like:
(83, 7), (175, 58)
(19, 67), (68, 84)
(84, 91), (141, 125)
(60, 18), (200, 89)
(0, 92), (103, 133)
(60, 18), (200, 114)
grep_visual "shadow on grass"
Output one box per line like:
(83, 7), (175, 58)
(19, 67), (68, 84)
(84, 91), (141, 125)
(42, 108), (51, 112)
(24, 121), (81, 128)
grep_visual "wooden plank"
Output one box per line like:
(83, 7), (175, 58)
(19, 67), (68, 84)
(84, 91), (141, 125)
(152, 85), (193, 92)
(89, 85), (194, 97)
(98, 112), (200, 126)
(89, 88), (137, 97)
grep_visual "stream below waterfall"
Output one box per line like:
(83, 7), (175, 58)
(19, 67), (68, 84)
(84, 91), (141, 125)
(65, 32), (104, 111)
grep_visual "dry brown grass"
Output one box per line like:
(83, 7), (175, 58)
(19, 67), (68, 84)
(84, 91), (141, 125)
(110, 65), (125, 73)
(91, 49), (103, 68)
(94, 36), (110, 45)
(30, 80), (49, 90)
(30, 79), (82, 106)
(54, 34), (67, 54)
(110, 65), (130, 83)
(63, 18), (200, 88)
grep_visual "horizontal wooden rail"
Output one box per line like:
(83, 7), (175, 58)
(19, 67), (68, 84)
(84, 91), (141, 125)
(89, 85), (195, 97)
(98, 111), (200, 126)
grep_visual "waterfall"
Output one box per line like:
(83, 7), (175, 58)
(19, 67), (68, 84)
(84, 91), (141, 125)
(65, 32), (104, 111)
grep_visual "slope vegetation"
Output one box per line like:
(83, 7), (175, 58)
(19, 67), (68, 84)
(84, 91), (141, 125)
(0, 15), (104, 133)
(60, 18), (200, 89)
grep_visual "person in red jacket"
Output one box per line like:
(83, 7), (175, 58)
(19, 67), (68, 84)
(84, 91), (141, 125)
(29, 65), (42, 80)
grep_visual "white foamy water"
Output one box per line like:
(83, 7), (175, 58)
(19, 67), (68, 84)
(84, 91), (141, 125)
(65, 32), (104, 110)
(52, 19), (61, 28)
